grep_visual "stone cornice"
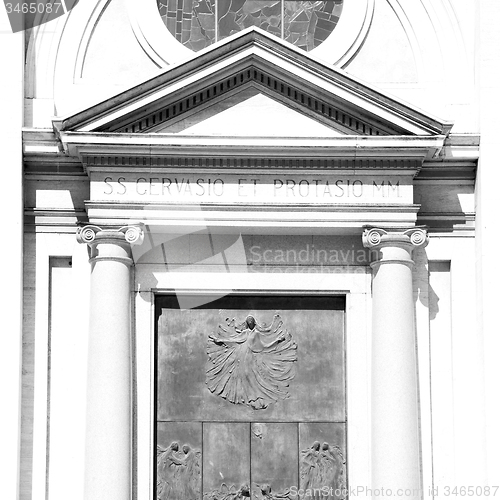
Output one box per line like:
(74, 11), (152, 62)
(22, 129), (478, 181)
(57, 132), (446, 162)
(81, 155), (423, 174)
(415, 134), (479, 180)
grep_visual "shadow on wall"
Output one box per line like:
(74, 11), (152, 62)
(415, 181), (472, 233)
(417, 270), (441, 321)
(413, 250), (453, 322)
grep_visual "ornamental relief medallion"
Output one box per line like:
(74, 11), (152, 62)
(206, 314), (298, 410)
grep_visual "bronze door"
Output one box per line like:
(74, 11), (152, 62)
(156, 295), (346, 500)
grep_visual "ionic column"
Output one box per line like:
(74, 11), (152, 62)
(363, 227), (428, 499)
(77, 224), (144, 500)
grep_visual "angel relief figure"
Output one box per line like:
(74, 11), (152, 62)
(299, 442), (346, 500)
(206, 314), (298, 410)
(157, 442), (201, 500)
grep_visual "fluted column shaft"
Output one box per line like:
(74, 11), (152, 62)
(77, 225), (143, 500)
(363, 227), (428, 499)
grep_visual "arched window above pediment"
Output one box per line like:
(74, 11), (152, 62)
(157, 0), (343, 51)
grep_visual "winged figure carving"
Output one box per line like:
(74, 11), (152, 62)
(300, 442), (346, 499)
(206, 314), (298, 410)
(157, 442), (201, 500)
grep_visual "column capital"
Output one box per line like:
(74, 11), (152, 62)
(76, 224), (145, 246)
(362, 227), (428, 269)
(362, 227), (428, 250)
(76, 224), (145, 266)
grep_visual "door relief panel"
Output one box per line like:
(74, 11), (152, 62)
(203, 423), (250, 497)
(250, 422), (298, 499)
(156, 295), (346, 500)
(299, 423), (347, 497)
(157, 422), (202, 500)
(206, 315), (297, 410)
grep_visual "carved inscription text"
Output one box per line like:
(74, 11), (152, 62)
(93, 174), (410, 204)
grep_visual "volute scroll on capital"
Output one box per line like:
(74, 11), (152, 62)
(76, 224), (145, 246)
(76, 224), (145, 266)
(362, 227), (429, 250)
(76, 224), (102, 245)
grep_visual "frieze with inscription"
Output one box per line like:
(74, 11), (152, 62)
(92, 173), (412, 204)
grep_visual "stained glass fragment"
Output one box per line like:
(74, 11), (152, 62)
(157, 0), (343, 52)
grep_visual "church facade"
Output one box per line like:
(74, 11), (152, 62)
(3, 1), (499, 499)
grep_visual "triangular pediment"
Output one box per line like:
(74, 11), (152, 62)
(53, 28), (452, 139)
(155, 87), (343, 137)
